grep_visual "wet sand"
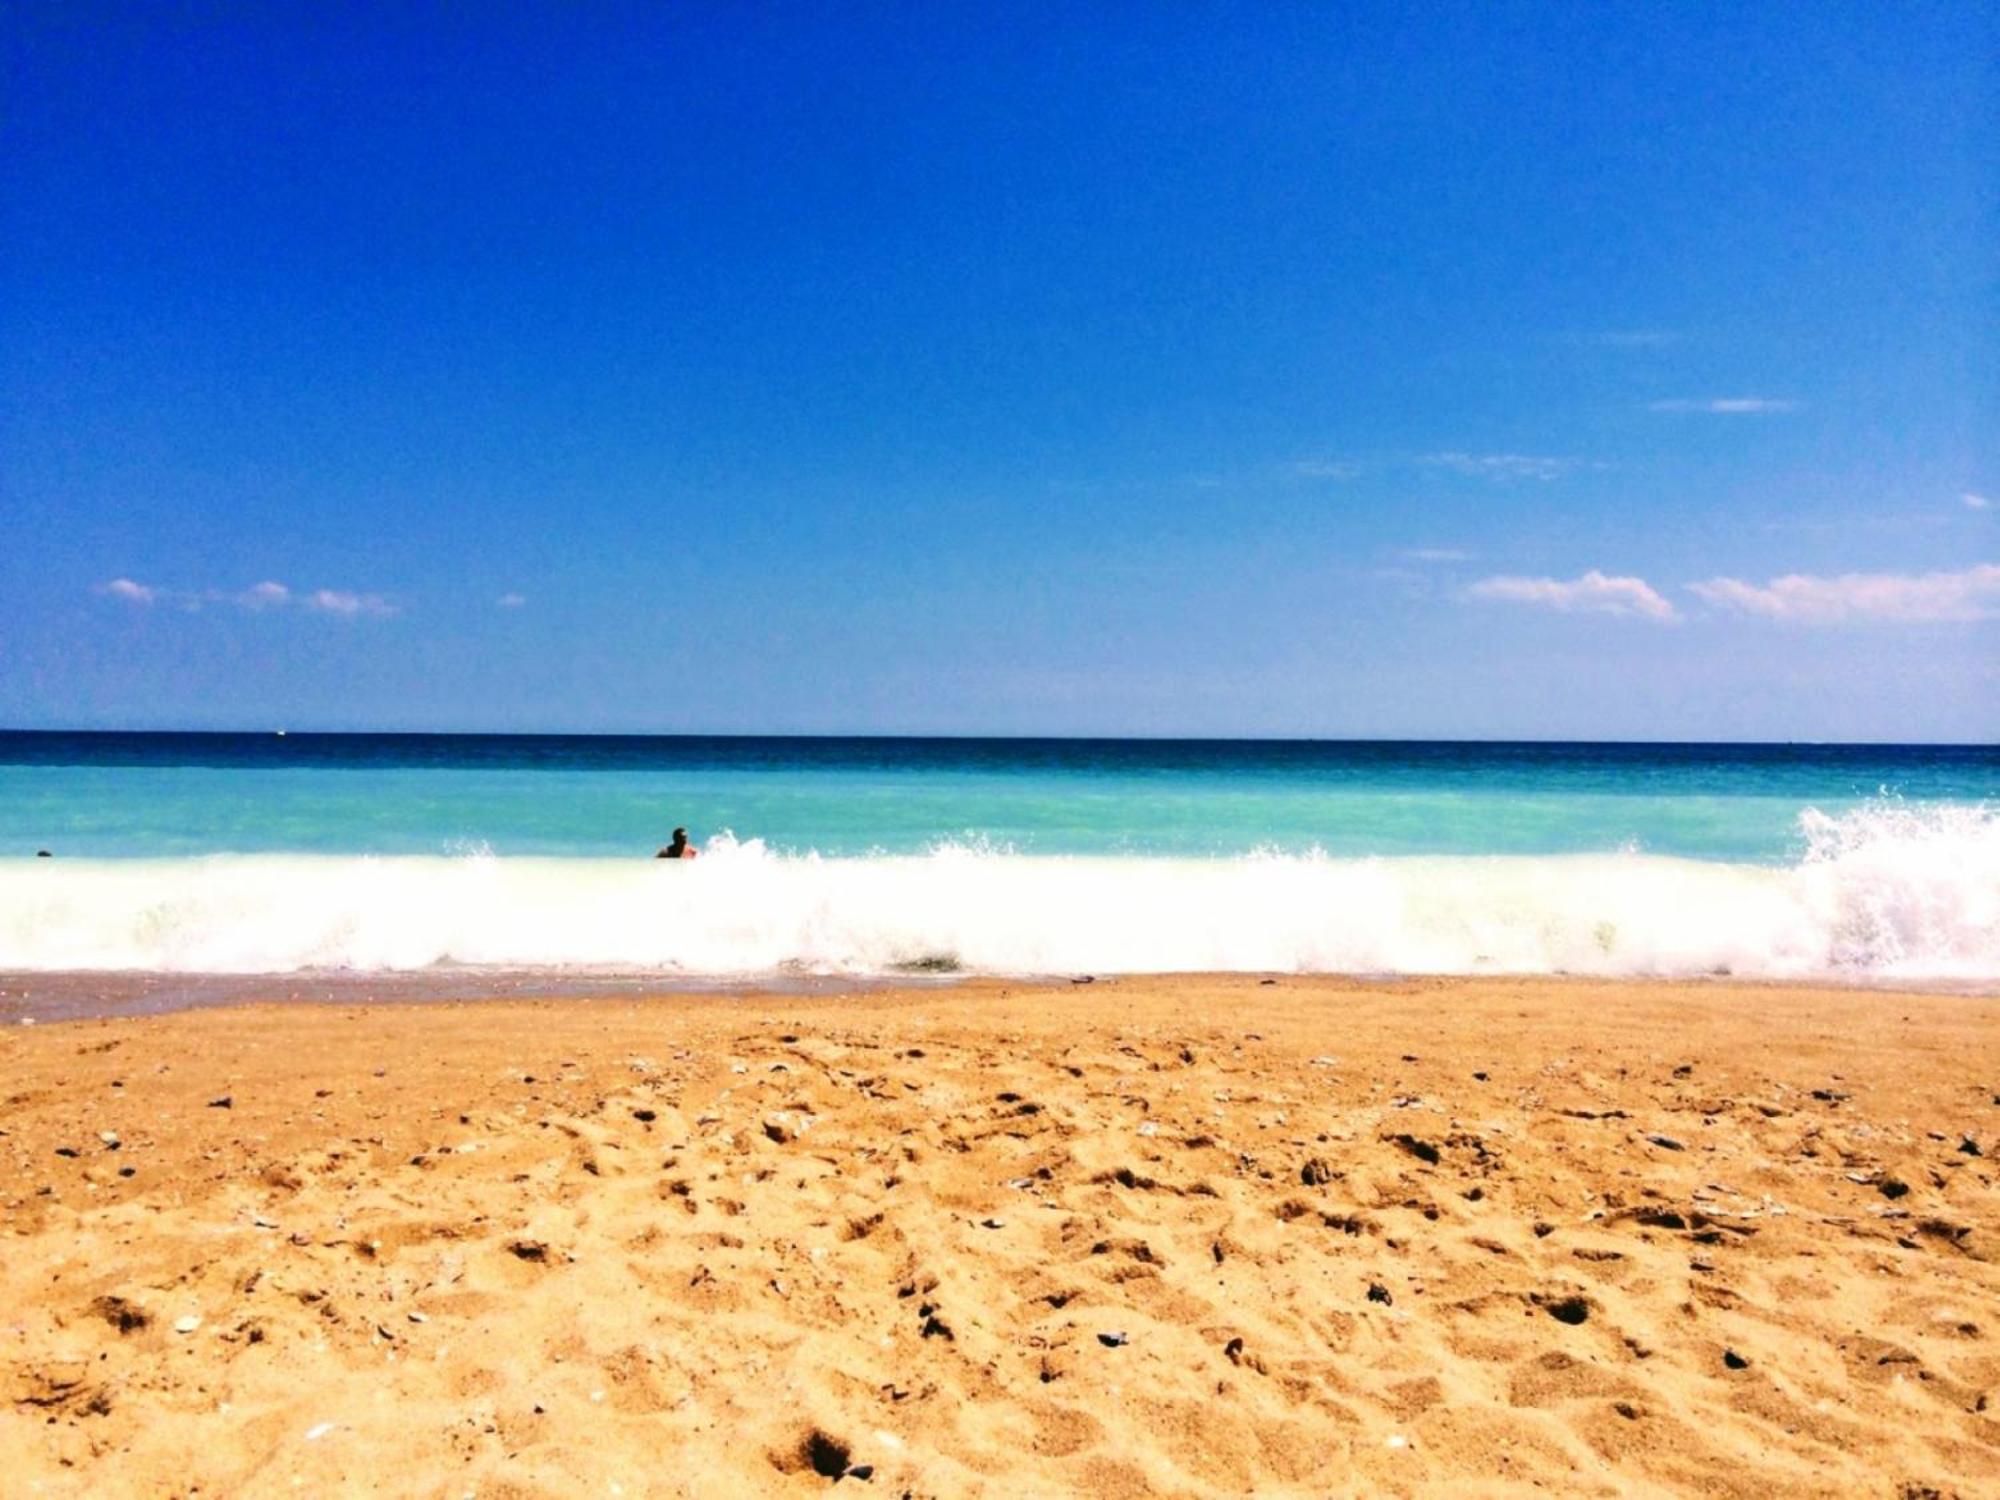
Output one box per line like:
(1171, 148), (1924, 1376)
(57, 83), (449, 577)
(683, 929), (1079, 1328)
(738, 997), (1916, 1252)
(2, 975), (1996, 1497)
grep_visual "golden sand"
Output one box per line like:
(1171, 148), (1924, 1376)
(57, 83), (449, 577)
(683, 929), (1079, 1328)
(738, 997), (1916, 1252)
(3, 975), (1996, 1497)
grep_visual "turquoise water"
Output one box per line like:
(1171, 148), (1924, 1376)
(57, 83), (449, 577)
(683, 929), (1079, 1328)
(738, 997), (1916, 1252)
(2, 736), (1994, 979)
(3, 734), (1994, 861)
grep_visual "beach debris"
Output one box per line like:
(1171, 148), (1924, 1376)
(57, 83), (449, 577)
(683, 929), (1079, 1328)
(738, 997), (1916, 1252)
(1310, 1056), (1337, 1067)
(1646, 1134), (1685, 1151)
(207, 1096), (233, 1109)
(407, 1311), (428, 1324)
(1367, 1282), (1393, 1305)
(1097, 1330), (1128, 1347)
(1960, 1136), (1983, 1157)
(1137, 1121), (1159, 1137)
(1878, 1177), (1910, 1200)
(980, 1217), (1005, 1229)
(91, 1295), (150, 1333)
(1723, 1349), (1749, 1370)
(1387, 1434), (1409, 1450)
(506, 1239), (550, 1262)
(1004, 1177), (1034, 1190)
(54, 1146), (79, 1158)
(173, 1315), (201, 1335)
(99, 1131), (121, 1149)
(1389, 1134), (1441, 1166)
(304, 1422), (337, 1442)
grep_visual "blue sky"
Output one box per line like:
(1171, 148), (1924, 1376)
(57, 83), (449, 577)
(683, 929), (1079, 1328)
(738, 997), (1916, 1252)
(2, 3), (1994, 739)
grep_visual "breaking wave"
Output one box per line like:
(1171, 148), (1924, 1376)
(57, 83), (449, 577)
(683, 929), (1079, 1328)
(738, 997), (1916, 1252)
(0, 805), (1993, 981)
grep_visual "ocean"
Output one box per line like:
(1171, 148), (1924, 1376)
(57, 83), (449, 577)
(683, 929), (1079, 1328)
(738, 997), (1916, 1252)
(1, 733), (1995, 982)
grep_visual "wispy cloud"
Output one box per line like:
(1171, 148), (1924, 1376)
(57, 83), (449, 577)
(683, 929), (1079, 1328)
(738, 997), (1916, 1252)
(96, 579), (398, 618)
(1420, 452), (1591, 482)
(496, 592), (528, 609)
(1688, 565), (2000, 625)
(1467, 570), (1679, 622)
(1647, 397), (1799, 414)
(1287, 459), (1363, 481)
(1965, 492), (1993, 511)
(304, 588), (397, 618)
(98, 577), (158, 604)
(1577, 329), (1681, 349)
(1401, 547), (1472, 563)
(1283, 453), (1603, 485)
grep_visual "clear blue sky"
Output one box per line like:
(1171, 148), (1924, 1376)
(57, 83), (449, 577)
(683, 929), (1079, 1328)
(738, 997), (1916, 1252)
(3, 3), (1994, 738)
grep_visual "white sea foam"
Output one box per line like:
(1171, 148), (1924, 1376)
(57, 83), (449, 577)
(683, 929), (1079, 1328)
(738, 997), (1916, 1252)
(0, 806), (1993, 981)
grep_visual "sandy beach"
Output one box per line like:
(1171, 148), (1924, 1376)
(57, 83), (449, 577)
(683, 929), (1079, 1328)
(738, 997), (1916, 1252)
(3, 975), (1996, 1497)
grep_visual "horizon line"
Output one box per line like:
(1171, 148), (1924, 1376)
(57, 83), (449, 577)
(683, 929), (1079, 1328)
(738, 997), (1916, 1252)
(2, 727), (1995, 750)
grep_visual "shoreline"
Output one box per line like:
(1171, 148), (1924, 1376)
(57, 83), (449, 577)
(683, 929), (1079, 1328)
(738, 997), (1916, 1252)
(4, 975), (1995, 1496)
(4, 965), (1997, 1027)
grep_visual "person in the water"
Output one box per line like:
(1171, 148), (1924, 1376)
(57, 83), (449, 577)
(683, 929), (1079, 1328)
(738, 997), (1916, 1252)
(656, 827), (698, 860)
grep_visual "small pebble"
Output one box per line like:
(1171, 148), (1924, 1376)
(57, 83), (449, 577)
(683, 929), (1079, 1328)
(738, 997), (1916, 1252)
(1097, 1330), (1128, 1347)
(173, 1315), (201, 1334)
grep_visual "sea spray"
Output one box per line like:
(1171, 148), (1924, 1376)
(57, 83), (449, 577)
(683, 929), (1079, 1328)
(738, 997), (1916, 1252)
(1, 805), (1993, 981)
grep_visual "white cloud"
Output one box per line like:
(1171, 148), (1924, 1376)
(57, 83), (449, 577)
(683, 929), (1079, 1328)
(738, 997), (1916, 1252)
(96, 578), (396, 618)
(1467, 570), (1679, 622)
(1688, 564), (2000, 625)
(99, 577), (157, 604)
(1965, 492), (1992, 511)
(1647, 397), (1799, 414)
(1421, 452), (1583, 481)
(305, 589), (398, 618)
(497, 592), (527, 608)
(1401, 548), (1472, 563)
